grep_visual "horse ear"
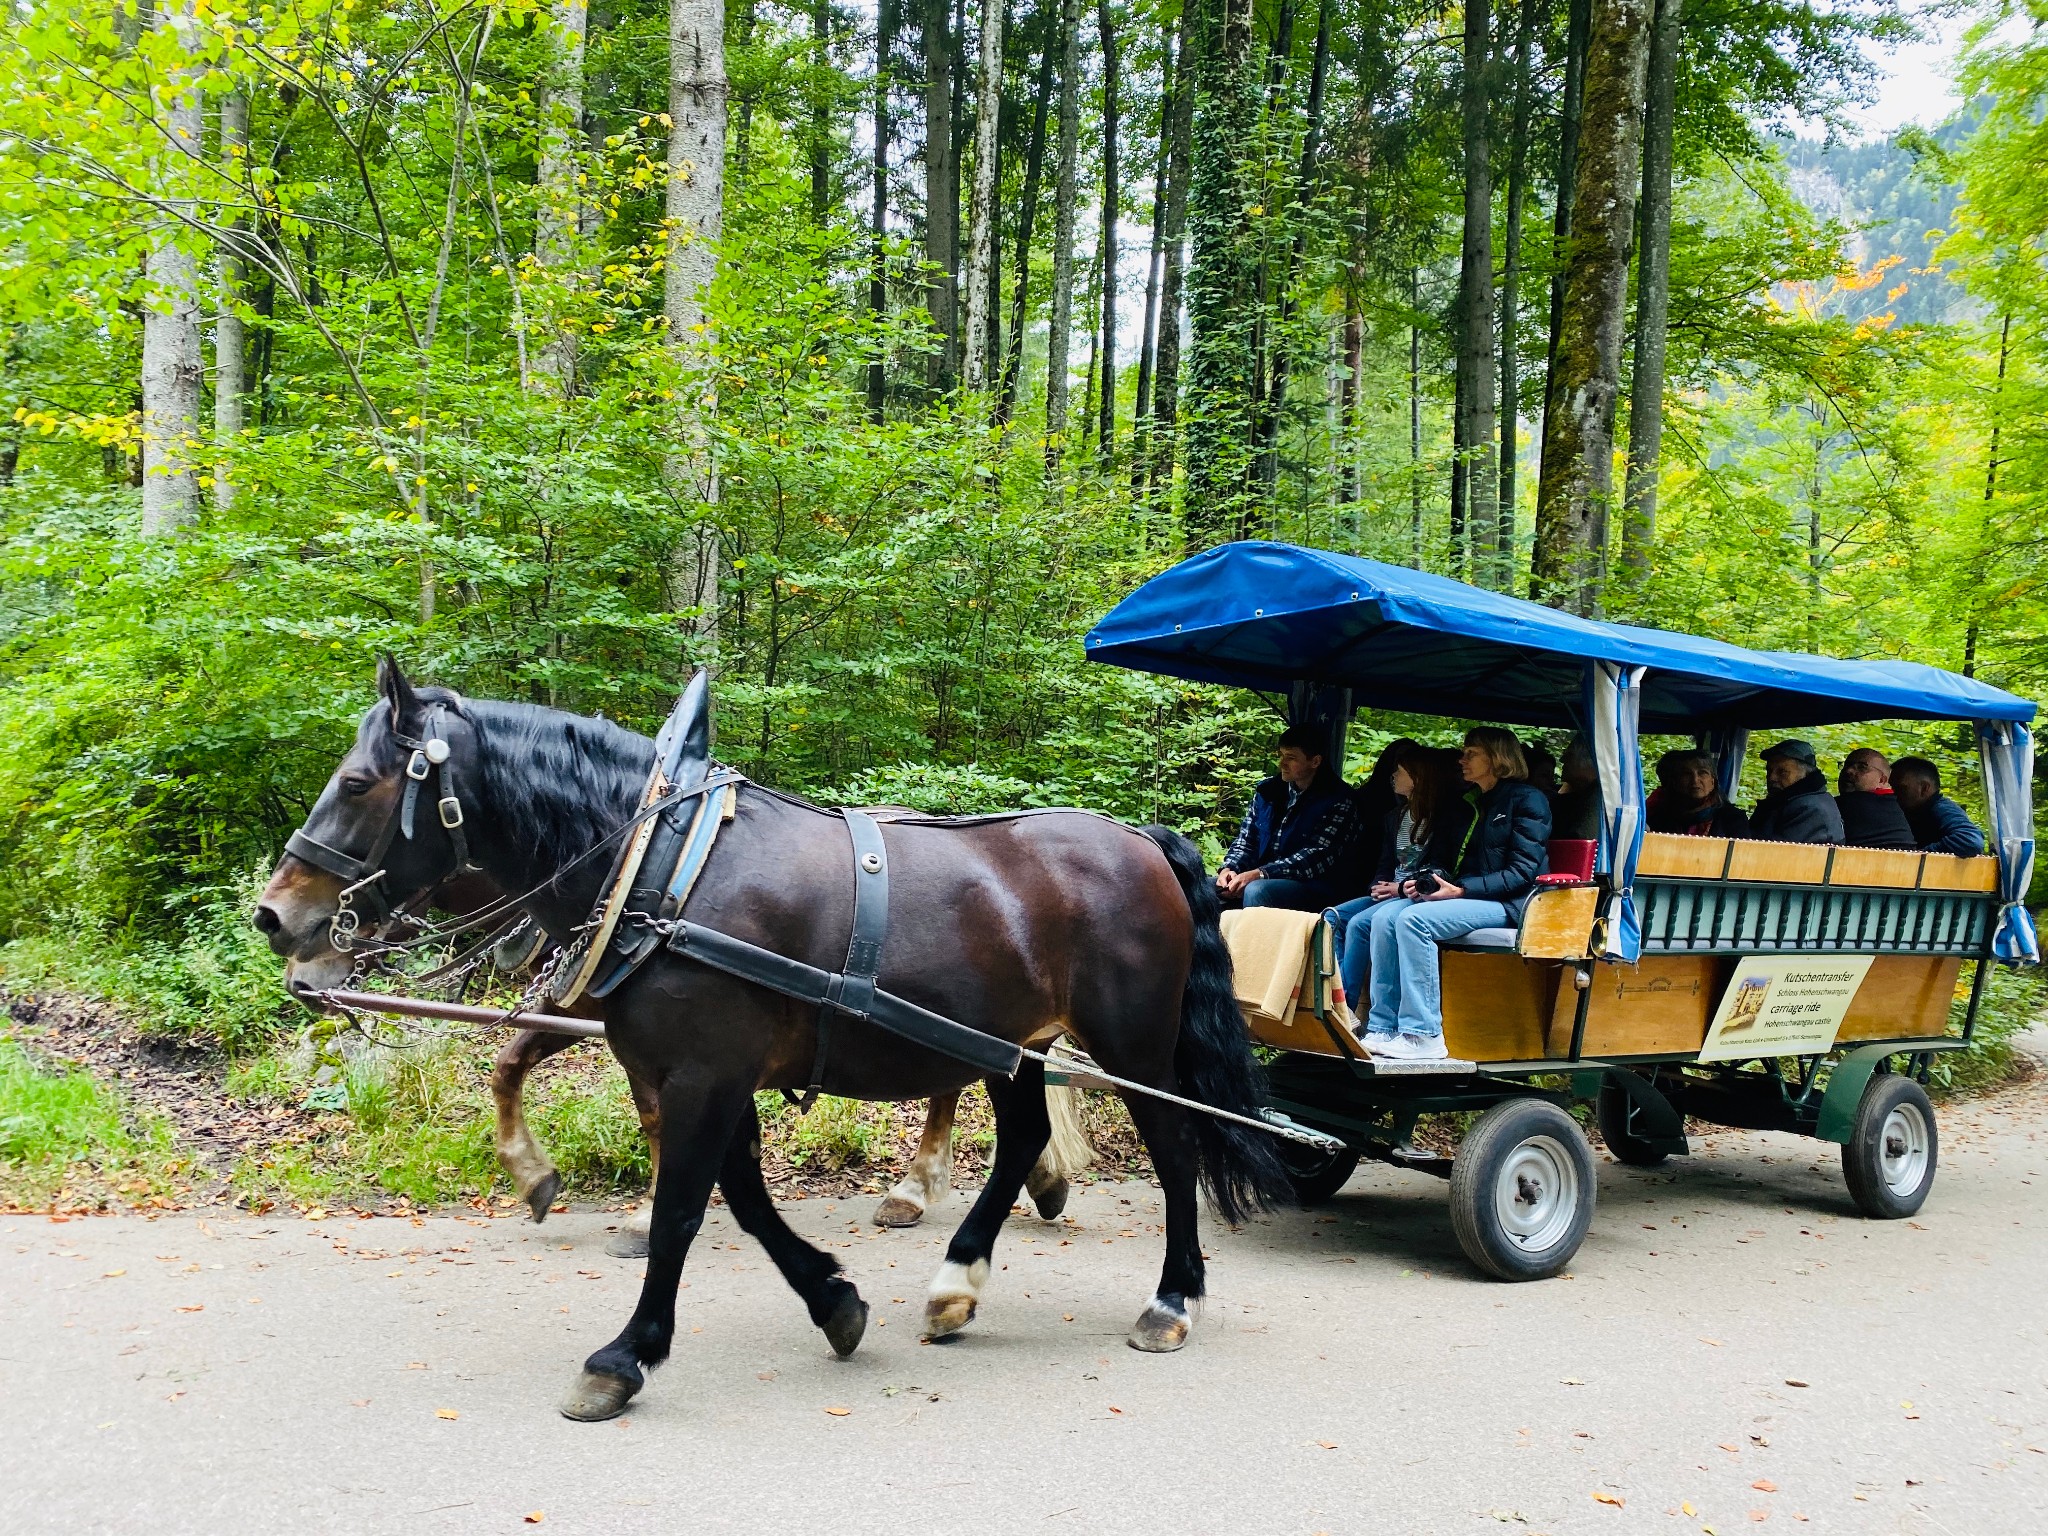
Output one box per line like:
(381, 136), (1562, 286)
(377, 653), (421, 730)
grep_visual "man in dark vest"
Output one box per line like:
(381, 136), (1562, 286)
(1217, 726), (1361, 911)
(1836, 747), (1918, 850)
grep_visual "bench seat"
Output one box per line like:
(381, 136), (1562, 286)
(1444, 926), (1520, 952)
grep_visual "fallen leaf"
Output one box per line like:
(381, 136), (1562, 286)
(103, 1269), (125, 1278)
(1591, 1490), (1624, 1507)
(1062, 1313), (1075, 1322)
(1752, 1479), (1777, 1492)
(824, 1406), (850, 1417)
(1315, 1440), (1338, 1450)
(1783, 1379), (1809, 1388)
(756, 1371), (776, 1382)
(177, 1304), (203, 1313)
(1561, 1376), (1586, 1386)
(351, 1399), (370, 1407)
(436, 1408), (459, 1420)
(1749, 1511), (1769, 1523)
(305, 1208), (327, 1221)
(1108, 1406), (1124, 1416)
(1719, 1442), (1741, 1453)
(524, 1515), (544, 1525)
(1699, 1336), (1723, 1347)
(1683, 1502), (1698, 1516)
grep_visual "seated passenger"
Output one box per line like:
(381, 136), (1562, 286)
(1647, 748), (1750, 837)
(1327, 744), (1471, 1009)
(1890, 756), (1987, 856)
(1747, 739), (1844, 844)
(1836, 748), (1918, 850)
(1550, 736), (1603, 842)
(1215, 726), (1360, 911)
(1346, 737), (1421, 896)
(1357, 727), (1550, 1062)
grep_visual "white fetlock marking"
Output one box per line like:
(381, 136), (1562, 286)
(928, 1257), (989, 1304)
(882, 1173), (928, 1217)
(624, 1204), (651, 1238)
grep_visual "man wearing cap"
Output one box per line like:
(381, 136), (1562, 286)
(1747, 739), (1845, 844)
(1835, 747), (1918, 850)
(1216, 726), (1361, 911)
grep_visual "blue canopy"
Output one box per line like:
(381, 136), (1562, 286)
(1086, 542), (2035, 731)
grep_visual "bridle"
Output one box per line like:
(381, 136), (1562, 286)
(284, 700), (474, 953)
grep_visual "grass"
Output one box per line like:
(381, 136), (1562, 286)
(0, 1036), (187, 1208)
(1930, 961), (2044, 1097)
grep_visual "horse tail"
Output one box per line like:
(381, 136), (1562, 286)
(1037, 1078), (1095, 1182)
(1138, 824), (1291, 1226)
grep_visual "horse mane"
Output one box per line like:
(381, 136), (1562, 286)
(385, 689), (657, 875)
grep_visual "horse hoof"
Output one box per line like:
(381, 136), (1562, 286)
(1127, 1298), (1191, 1354)
(1029, 1179), (1069, 1221)
(821, 1289), (871, 1358)
(605, 1228), (651, 1260)
(526, 1171), (562, 1224)
(560, 1368), (640, 1421)
(922, 1294), (977, 1339)
(873, 1196), (925, 1228)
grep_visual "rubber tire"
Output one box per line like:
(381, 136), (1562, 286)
(1595, 1076), (1671, 1168)
(1449, 1098), (1597, 1282)
(1279, 1140), (1361, 1207)
(1841, 1074), (1938, 1220)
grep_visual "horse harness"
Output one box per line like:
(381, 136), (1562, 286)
(285, 700), (476, 952)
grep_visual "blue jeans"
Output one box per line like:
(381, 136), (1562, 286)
(1239, 877), (1340, 912)
(1363, 896), (1515, 1040)
(1326, 894), (1381, 1006)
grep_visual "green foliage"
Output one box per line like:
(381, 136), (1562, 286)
(1929, 961), (2043, 1097)
(757, 1092), (892, 1171)
(0, 1036), (181, 1206)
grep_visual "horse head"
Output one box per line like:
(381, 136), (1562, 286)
(253, 656), (477, 1005)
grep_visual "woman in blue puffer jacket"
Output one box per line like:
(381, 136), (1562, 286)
(1358, 726), (1551, 1062)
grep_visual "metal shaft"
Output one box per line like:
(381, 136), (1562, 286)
(320, 989), (606, 1039)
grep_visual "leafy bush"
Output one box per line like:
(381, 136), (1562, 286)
(0, 1036), (181, 1205)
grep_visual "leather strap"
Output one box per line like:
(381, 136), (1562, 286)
(791, 809), (889, 1109)
(667, 918), (1022, 1079)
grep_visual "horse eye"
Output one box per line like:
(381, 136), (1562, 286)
(340, 776), (375, 797)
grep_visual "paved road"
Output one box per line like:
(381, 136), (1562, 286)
(6, 1081), (2047, 1536)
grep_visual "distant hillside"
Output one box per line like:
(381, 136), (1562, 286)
(1780, 113), (1981, 328)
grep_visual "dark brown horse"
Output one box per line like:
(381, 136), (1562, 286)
(255, 662), (1285, 1421)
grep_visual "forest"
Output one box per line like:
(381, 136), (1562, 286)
(1, 0), (2046, 1103)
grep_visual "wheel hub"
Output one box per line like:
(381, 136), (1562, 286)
(1494, 1135), (1579, 1251)
(1877, 1102), (1930, 1198)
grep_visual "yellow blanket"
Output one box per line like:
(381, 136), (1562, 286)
(1220, 908), (1353, 1033)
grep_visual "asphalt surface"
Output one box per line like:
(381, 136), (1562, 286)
(6, 1081), (2047, 1536)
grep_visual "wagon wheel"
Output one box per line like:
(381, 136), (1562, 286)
(1841, 1074), (1938, 1220)
(1449, 1098), (1597, 1281)
(1595, 1075), (1670, 1168)
(1278, 1138), (1360, 1207)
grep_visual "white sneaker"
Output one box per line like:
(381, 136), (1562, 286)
(1370, 1032), (1449, 1062)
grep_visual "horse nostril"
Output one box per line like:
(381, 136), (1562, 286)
(252, 905), (282, 935)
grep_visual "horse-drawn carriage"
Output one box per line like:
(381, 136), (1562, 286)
(1085, 540), (2040, 1281)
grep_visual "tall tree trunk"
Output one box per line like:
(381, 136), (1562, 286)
(963, 0), (1006, 389)
(1148, 0), (1195, 488)
(1043, 0), (1082, 459)
(810, 0), (834, 221)
(1252, 0), (1330, 499)
(1963, 312), (2012, 679)
(923, 0), (960, 387)
(213, 85), (248, 512)
(1095, 0), (1120, 460)
(1455, 0), (1497, 583)
(664, 0), (728, 651)
(1409, 266), (1423, 561)
(1531, 0), (1649, 615)
(1542, 0), (1591, 433)
(1496, 0), (1538, 589)
(1131, 18), (1175, 475)
(1620, 0), (1681, 575)
(869, 0), (895, 419)
(1183, 0), (1258, 543)
(536, 0), (589, 397)
(1338, 290), (1361, 506)
(140, 1), (204, 537)
(1000, 17), (1056, 419)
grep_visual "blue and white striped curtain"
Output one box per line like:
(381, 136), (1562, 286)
(1702, 728), (1750, 805)
(1976, 720), (2039, 965)
(1587, 661), (1648, 962)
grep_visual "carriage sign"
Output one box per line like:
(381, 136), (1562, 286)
(1698, 956), (1876, 1062)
